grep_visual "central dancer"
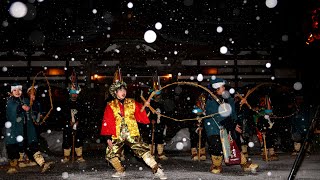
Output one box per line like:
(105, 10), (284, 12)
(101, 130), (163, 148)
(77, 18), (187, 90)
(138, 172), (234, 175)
(100, 68), (167, 179)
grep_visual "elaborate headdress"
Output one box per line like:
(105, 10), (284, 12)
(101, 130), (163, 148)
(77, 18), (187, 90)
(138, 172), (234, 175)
(150, 70), (161, 95)
(68, 69), (81, 95)
(259, 95), (273, 114)
(264, 95), (273, 114)
(109, 67), (127, 98)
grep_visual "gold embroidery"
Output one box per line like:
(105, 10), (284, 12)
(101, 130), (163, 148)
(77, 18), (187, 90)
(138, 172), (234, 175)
(109, 99), (140, 139)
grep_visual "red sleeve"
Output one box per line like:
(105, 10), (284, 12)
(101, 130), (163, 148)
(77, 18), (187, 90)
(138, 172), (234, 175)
(100, 104), (116, 136)
(134, 101), (150, 124)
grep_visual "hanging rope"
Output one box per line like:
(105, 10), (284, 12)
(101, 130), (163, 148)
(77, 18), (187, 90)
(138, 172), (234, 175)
(235, 82), (275, 111)
(235, 82), (296, 119)
(140, 81), (228, 122)
(30, 71), (53, 125)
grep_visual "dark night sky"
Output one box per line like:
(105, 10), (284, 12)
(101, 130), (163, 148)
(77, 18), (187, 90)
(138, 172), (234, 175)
(0, 0), (314, 62)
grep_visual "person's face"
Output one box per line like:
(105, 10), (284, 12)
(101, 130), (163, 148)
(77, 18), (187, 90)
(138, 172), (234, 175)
(115, 87), (126, 100)
(12, 88), (22, 98)
(216, 85), (225, 95)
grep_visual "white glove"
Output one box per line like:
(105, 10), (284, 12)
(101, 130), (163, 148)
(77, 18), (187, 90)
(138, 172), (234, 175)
(264, 115), (274, 129)
(156, 108), (161, 124)
(195, 127), (199, 134)
(157, 116), (161, 124)
(73, 123), (77, 130)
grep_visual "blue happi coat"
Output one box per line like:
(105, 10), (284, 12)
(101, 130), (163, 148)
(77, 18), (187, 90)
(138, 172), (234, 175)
(5, 96), (38, 145)
(203, 96), (238, 137)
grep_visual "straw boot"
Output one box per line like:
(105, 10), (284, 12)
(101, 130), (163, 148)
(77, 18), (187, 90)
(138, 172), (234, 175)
(18, 152), (27, 168)
(240, 152), (259, 172)
(241, 145), (248, 158)
(142, 152), (167, 179)
(157, 144), (168, 160)
(109, 157), (125, 178)
(7, 159), (18, 174)
(210, 155), (223, 174)
(62, 149), (71, 163)
(33, 151), (54, 173)
(199, 147), (206, 161)
(291, 142), (301, 156)
(191, 148), (198, 161)
(269, 148), (279, 161)
(75, 147), (85, 162)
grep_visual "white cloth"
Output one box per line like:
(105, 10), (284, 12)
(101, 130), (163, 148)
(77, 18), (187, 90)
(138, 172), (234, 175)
(11, 85), (22, 92)
(212, 82), (225, 89)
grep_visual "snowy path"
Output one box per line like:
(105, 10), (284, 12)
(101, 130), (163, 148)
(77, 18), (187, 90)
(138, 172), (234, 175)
(0, 151), (319, 180)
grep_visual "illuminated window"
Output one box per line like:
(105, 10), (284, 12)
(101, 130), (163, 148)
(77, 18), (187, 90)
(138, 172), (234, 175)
(47, 68), (64, 76)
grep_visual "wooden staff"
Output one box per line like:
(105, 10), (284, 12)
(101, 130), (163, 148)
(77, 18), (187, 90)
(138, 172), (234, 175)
(198, 127), (202, 161)
(141, 91), (156, 155)
(262, 133), (268, 162)
(141, 92), (156, 114)
(30, 71), (53, 125)
(235, 92), (252, 110)
(197, 118), (202, 161)
(72, 130), (75, 163)
(140, 82), (224, 122)
(140, 91), (156, 112)
(71, 109), (76, 163)
(151, 120), (155, 156)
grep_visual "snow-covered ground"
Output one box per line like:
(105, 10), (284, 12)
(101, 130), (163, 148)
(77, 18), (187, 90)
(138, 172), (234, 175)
(0, 150), (319, 180)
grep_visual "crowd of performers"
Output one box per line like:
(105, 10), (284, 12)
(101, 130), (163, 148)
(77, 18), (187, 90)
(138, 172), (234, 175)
(0, 69), (315, 179)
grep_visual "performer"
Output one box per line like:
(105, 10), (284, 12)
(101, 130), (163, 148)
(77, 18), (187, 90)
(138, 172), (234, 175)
(100, 68), (167, 179)
(27, 85), (44, 125)
(62, 70), (86, 163)
(146, 74), (168, 160)
(203, 78), (258, 174)
(24, 85), (54, 172)
(290, 95), (311, 156)
(5, 83), (52, 174)
(234, 95), (256, 158)
(5, 83), (28, 173)
(189, 93), (207, 161)
(255, 95), (279, 161)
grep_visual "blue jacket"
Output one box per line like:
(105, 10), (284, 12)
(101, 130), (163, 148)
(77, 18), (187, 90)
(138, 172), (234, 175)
(5, 97), (39, 145)
(5, 96), (25, 145)
(204, 96), (238, 136)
